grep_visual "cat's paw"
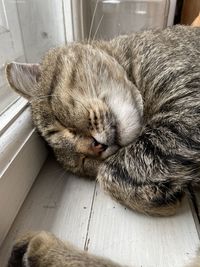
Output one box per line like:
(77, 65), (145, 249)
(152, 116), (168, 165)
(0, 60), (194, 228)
(7, 232), (36, 267)
(8, 231), (121, 267)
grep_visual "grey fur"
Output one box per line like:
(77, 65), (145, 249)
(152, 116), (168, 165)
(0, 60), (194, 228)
(6, 25), (200, 216)
(98, 26), (200, 215)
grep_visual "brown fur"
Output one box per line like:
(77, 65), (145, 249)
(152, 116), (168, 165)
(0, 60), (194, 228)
(6, 43), (142, 178)
(6, 25), (200, 216)
(7, 231), (120, 267)
(7, 231), (200, 267)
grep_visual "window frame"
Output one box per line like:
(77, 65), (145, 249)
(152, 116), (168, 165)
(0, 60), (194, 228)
(0, 0), (76, 245)
(0, 98), (48, 245)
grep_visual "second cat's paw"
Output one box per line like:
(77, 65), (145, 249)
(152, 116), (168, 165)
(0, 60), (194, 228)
(8, 231), (121, 267)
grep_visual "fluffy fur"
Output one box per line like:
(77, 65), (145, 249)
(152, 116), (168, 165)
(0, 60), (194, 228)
(7, 231), (120, 267)
(6, 25), (200, 216)
(7, 231), (200, 267)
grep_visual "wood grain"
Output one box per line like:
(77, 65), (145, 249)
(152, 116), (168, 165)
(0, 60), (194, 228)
(181, 0), (200, 25)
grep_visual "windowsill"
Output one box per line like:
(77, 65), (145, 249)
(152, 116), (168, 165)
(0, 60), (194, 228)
(0, 156), (199, 267)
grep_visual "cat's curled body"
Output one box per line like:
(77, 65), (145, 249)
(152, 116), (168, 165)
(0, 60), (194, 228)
(98, 25), (200, 215)
(6, 25), (200, 216)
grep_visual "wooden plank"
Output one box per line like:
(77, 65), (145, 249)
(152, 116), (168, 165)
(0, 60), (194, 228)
(1, 157), (199, 267)
(181, 0), (200, 25)
(0, 157), (96, 267)
(86, 185), (200, 267)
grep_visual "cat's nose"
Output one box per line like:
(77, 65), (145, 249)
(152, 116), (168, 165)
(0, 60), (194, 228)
(92, 138), (108, 153)
(101, 143), (108, 151)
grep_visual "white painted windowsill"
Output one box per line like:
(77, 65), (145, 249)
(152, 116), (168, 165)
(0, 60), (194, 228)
(0, 157), (199, 267)
(0, 99), (47, 245)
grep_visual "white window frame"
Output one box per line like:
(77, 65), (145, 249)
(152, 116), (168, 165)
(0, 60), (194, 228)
(0, 0), (75, 245)
(0, 0), (46, 242)
(0, 98), (48, 245)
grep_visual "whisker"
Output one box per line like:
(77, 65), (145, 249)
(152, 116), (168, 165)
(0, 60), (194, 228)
(99, 52), (104, 77)
(88, 0), (99, 43)
(87, 65), (97, 98)
(92, 14), (104, 42)
(85, 0), (100, 99)
(89, 11), (104, 98)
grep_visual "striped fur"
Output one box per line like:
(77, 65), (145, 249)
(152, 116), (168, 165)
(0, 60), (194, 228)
(6, 25), (200, 216)
(98, 26), (200, 215)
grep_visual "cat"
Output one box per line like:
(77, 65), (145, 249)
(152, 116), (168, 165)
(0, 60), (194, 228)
(6, 25), (200, 216)
(7, 231), (200, 267)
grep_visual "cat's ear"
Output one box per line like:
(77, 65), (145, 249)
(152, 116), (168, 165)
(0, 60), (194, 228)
(6, 62), (41, 100)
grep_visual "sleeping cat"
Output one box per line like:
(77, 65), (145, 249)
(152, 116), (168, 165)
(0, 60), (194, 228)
(7, 231), (200, 267)
(6, 25), (200, 216)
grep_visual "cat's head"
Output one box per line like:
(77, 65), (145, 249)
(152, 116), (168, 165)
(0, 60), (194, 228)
(6, 43), (143, 159)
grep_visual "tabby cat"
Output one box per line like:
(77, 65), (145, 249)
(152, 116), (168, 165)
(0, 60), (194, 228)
(6, 25), (200, 217)
(7, 231), (200, 267)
